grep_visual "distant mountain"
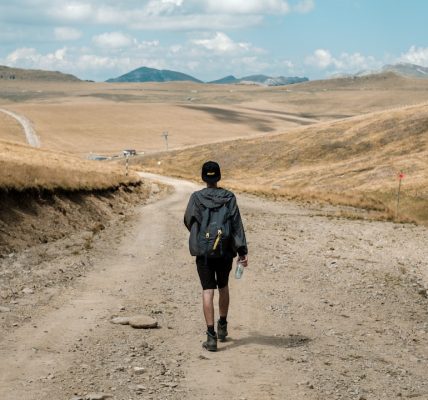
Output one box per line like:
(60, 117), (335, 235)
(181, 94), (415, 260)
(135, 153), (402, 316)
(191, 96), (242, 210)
(107, 67), (202, 83)
(382, 63), (428, 78)
(209, 74), (308, 86)
(330, 63), (428, 80)
(209, 75), (239, 84)
(0, 65), (80, 82)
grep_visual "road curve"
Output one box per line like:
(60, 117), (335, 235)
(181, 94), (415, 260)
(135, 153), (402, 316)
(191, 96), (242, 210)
(0, 108), (41, 147)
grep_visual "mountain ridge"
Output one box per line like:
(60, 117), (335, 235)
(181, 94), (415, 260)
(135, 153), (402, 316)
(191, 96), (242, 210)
(107, 67), (309, 86)
(329, 63), (428, 80)
(0, 65), (80, 82)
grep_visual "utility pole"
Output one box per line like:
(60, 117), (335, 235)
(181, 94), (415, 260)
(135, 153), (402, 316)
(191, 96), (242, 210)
(396, 171), (405, 220)
(161, 131), (169, 151)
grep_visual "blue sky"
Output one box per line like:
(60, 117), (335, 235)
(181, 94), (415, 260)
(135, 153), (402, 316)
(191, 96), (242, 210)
(0, 0), (427, 81)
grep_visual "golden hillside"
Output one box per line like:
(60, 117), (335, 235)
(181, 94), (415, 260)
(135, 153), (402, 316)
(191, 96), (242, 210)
(0, 65), (80, 82)
(139, 103), (428, 224)
(0, 140), (139, 191)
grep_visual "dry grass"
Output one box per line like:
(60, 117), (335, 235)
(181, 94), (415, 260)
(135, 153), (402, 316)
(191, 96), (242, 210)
(0, 140), (139, 191)
(1, 75), (428, 156)
(0, 112), (26, 144)
(137, 104), (428, 225)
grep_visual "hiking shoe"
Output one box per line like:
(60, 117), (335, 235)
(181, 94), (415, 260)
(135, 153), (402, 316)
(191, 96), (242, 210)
(202, 331), (217, 352)
(217, 320), (228, 342)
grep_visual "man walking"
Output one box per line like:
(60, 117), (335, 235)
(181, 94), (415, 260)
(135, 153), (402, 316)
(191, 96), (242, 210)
(184, 161), (248, 352)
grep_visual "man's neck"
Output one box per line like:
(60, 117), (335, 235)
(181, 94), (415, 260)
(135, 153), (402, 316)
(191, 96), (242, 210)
(207, 183), (218, 189)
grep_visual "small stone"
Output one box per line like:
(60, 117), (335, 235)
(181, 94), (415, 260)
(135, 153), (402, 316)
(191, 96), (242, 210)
(70, 396), (84, 400)
(128, 315), (158, 329)
(133, 367), (146, 375)
(110, 316), (130, 325)
(86, 393), (113, 400)
(135, 385), (147, 391)
(0, 306), (11, 313)
(22, 288), (34, 295)
(162, 382), (178, 388)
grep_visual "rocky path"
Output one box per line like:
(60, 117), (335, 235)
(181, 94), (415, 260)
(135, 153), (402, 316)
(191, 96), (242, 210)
(0, 173), (427, 400)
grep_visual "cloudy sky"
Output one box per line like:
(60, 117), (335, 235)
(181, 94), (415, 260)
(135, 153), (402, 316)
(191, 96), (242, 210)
(1, 0), (427, 81)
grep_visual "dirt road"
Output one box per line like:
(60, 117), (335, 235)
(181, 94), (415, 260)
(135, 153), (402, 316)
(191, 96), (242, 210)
(1, 173), (427, 400)
(0, 108), (40, 147)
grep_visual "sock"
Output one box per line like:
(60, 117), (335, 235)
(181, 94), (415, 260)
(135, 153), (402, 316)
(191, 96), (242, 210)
(219, 316), (227, 324)
(207, 325), (215, 335)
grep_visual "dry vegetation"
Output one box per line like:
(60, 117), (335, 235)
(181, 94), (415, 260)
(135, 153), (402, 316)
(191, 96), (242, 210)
(1, 74), (428, 156)
(0, 140), (139, 191)
(0, 74), (427, 223)
(138, 104), (428, 225)
(0, 112), (26, 144)
(0, 65), (80, 82)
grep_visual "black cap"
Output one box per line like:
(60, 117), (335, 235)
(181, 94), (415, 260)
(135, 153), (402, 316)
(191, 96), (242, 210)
(201, 161), (221, 184)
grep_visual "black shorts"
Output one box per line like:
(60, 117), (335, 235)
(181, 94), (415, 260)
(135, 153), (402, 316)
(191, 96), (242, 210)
(196, 256), (233, 290)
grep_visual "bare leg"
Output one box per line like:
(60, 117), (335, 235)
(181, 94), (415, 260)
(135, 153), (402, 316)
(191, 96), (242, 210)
(218, 285), (230, 318)
(202, 289), (215, 327)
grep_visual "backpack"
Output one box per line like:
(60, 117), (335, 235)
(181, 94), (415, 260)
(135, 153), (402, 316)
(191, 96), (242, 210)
(190, 203), (232, 260)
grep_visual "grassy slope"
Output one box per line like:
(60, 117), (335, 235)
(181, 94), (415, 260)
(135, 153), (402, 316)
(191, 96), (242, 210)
(0, 140), (139, 190)
(0, 112), (26, 144)
(139, 103), (428, 224)
(0, 65), (80, 82)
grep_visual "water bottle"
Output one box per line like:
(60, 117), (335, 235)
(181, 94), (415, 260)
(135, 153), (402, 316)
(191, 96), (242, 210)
(235, 259), (244, 279)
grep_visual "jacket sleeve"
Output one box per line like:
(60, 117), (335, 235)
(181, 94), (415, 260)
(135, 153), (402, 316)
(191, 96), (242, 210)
(184, 193), (197, 231)
(229, 195), (248, 256)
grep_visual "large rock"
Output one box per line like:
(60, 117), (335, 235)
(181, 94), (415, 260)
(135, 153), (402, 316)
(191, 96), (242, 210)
(128, 315), (158, 329)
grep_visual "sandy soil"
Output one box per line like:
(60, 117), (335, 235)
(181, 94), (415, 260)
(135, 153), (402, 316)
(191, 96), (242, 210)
(1, 173), (427, 400)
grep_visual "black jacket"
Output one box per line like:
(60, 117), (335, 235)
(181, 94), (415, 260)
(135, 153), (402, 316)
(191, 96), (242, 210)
(184, 187), (248, 257)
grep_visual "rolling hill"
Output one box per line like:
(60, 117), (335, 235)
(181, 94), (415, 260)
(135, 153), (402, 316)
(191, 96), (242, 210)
(139, 103), (428, 225)
(0, 65), (80, 82)
(0, 139), (138, 190)
(107, 67), (202, 83)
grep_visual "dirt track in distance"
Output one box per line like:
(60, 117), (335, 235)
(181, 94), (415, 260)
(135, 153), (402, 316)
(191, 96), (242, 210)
(0, 173), (427, 400)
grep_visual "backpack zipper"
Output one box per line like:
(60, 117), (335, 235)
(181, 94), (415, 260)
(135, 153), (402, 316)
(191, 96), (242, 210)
(213, 229), (222, 251)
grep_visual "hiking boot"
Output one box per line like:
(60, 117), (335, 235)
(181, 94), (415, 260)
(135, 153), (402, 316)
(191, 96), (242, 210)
(217, 320), (228, 342)
(202, 331), (217, 352)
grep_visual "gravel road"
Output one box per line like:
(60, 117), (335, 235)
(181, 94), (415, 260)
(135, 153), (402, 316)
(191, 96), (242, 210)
(0, 173), (427, 400)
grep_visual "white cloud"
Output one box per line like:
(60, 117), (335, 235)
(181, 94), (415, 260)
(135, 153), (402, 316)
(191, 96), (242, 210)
(143, 0), (184, 16)
(306, 48), (381, 72)
(92, 32), (133, 49)
(294, 0), (315, 13)
(306, 48), (333, 69)
(399, 46), (428, 67)
(54, 27), (82, 41)
(192, 32), (251, 53)
(129, 14), (263, 30)
(5, 0), (300, 32)
(6, 47), (69, 70)
(203, 0), (290, 14)
(48, 1), (92, 21)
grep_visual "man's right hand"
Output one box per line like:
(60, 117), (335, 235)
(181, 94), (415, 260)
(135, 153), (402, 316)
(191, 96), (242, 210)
(238, 255), (248, 268)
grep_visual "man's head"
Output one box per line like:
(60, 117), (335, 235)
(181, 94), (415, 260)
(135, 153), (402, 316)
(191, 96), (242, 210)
(201, 161), (221, 185)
